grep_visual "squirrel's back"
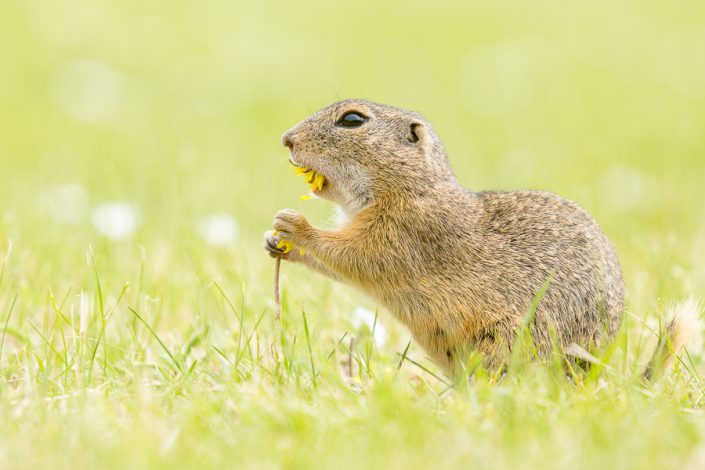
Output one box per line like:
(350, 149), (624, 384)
(474, 190), (624, 347)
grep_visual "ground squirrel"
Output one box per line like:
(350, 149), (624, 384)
(264, 99), (684, 376)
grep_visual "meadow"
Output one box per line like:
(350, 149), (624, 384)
(1, 1), (705, 468)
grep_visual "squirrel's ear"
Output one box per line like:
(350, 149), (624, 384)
(408, 122), (426, 145)
(408, 123), (421, 144)
(409, 122), (433, 153)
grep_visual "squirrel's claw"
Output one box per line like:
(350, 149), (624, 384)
(263, 230), (287, 259)
(264, 229), (305, 260)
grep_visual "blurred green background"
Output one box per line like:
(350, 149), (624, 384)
(2, 0), (704, 304)
(1, 1), (705, 468)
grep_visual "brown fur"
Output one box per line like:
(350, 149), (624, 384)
(265, 99), (625, 373)
(642, 300), (700, 382)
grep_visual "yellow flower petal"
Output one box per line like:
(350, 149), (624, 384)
(299, 194), (311, 201)
(311, 173), (325, 191)
(291, 164), (326, 192)
(276, 239), (294, 254)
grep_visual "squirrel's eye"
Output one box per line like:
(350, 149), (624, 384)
(337, 111), (367, 128)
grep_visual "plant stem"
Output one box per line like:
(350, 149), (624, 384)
(274, 258), (281, 320)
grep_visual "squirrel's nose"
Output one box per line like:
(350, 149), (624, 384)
(281, 132), (295, 150)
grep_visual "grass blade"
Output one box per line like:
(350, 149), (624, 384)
(302, 308), (317, 384)
(327, 332), (348, 361)
(0, 240), (12, 289)
(28, 320), (67, 366)
(0, 293), (18, 364)
(211, 280), (247, 365)
(397, 340), (412, 370)
(510, 273), (554, 368)
(128, 306), (183, 373)
(396, 352), (452, 387)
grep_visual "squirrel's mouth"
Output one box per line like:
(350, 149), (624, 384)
(289, 158), (327, 194)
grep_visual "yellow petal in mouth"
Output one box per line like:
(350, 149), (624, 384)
(310, 172), (325, 192)
(290, 161), (326, 192)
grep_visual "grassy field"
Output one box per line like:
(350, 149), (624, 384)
(1, 0), (705, 468)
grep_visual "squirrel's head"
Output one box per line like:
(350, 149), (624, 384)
(282, 99), (455, 213)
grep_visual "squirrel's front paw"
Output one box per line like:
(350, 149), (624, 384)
(263, 230), (300, 260)
(272, 208), (311, 246)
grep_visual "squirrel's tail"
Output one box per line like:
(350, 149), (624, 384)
(642, 299), (702, 382)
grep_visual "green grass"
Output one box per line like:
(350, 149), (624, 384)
(1, 0), (705, 468)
